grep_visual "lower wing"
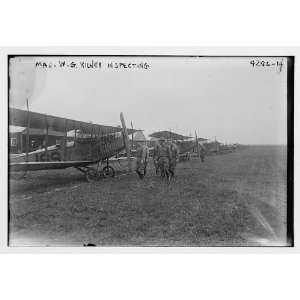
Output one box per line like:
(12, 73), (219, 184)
(9, 161), (95, 172)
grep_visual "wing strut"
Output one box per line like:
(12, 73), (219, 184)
(63, 119), (67, 160)
(195, 130), (200, 158)
(26, 98), (30, 162)
(44, 116), (48, 158)
(131, 121), (134, 149)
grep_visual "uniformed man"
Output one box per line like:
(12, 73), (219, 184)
(155, 137), (171, 180)
(199, 143), (206, 163)
(168, 140), (179, 177)
(153, 142), (160, 175)
(135, 141), (149, 179)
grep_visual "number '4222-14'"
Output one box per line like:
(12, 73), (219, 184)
(250, 59), (283, 72)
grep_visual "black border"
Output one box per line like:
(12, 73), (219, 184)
(286, 57), (294, 246)
(7, 54), (295, 247)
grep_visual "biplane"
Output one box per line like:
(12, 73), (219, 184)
(148, 130), (197, 160)
(204, 140), (222, 155)
(9, 108), (135, 181)
(218, 143), (238, 154)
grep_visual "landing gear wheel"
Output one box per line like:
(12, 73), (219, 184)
(86, 168), (100, 182)
(102, 166), (115, 178)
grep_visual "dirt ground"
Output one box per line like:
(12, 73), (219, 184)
(8, 145), (288, 247)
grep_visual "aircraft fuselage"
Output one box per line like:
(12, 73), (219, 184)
(10, 132), (126, 164)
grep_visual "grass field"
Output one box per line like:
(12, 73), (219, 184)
(9, 145), (288, 246)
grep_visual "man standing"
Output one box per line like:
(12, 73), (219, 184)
(168, 140), (179, 177)
(153, 142), (160, 175)
(154, 137), (171, 180)
(199, 143), (206, 163)
(135, 141), (149, 179)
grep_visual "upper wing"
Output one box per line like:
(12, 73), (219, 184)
(9, 107), (136, 135)
(149, 130), (191, 140)
(9, 160), (95, 172)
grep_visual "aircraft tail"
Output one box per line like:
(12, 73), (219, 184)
(120, 112), (132, 171)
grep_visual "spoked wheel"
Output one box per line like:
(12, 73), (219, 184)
(85, 168), (101, 182)
(102, 165), (115, 178)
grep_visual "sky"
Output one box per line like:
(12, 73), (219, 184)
(9, 56), (287, 144)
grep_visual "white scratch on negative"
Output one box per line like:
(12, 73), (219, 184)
(249, 205), (278, 241)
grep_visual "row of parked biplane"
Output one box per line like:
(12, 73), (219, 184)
(9, 108), (240, 181)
